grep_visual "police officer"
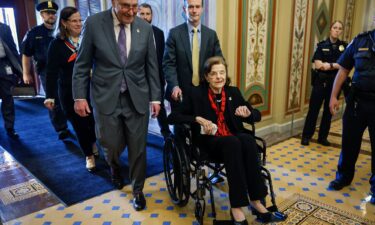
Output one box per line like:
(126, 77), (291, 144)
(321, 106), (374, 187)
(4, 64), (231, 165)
(21, 1), (70, 140)
(328, 27), (375, 203)
(0, 22), (22, 138)
(301, 21), (347, 146)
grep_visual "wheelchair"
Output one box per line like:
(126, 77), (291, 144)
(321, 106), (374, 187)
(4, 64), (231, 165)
(163, 122), (283, 225)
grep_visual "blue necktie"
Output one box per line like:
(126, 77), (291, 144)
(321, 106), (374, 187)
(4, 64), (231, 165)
(118, 24), (127, 92)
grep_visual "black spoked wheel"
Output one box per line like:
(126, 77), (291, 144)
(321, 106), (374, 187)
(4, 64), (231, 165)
(163, 136), (190, 206)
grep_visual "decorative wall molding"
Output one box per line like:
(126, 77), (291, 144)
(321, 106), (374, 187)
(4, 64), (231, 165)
(343, 0), (355, 42)
(304, 0), (334, 104)
(236, 0), (275, 115)
(286, 0), (309, 114)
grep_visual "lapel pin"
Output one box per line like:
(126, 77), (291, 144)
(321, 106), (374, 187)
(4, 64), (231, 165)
(137, 29), (140, 33)
(229, 97), (232, 101)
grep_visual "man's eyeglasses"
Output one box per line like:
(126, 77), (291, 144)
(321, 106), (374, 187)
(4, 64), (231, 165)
(118, 3), (138, 11)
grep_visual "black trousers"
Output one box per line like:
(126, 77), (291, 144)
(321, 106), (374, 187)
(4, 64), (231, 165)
(0, 76), (15, 130)
(60, 92), (96, 156)
(39, 72), (68, 132)
(200, 133), (267, 208)
(157, 99), (171, 137)
(335, 94), (375, 193)
(302, 82), (333, 140)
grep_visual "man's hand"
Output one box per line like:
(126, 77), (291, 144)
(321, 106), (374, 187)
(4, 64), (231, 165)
(329, 97), (339, 116)
(235, 106), (251, 118)
(150, 102), (160, 118)
(74, 99), (91, 117)
(23, 73), (33, 84)
(171, 86), (182, 101)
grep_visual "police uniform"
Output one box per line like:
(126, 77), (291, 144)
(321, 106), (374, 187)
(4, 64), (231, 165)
(301, 38), (347, 145)
(329, 30), (375, 200)
(21, 1), (69, 136)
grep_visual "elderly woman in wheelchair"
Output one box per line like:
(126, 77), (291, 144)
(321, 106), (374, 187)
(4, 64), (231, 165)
(167, 56), (287, 224)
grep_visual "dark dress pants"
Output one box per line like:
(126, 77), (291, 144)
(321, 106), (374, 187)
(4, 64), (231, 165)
(0, 77), (15, 130)
(60, 91), (96, 156)
(157, 99), (171, 137)
(200, 133), (268, 208)
(335, 95), (375, 193)
(94, 91), (149, 194)
(302, 82), (333, 140)
(39, 72), (67, 132)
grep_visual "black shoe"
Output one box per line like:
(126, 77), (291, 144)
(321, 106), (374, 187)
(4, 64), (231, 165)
(58, 129), (71, 140)
(230, 210), (248, 225)
(301, 137), (309, 146)
(328, 179), (351, 190)
(253, 210), (287, 223)
(209, 173), (225, 184)
(318, 139), (331, 146)
(111, 168), (124, 190)
(133, 192), (146, 211)
(6, 128), (19, 139)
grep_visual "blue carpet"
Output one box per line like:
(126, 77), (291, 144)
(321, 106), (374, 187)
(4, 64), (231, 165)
(0, 98), (164, 206)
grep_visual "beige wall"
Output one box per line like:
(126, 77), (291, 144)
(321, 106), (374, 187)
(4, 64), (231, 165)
(216, 0), (372, 135)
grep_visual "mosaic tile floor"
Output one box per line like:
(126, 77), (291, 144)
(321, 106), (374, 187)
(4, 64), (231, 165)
(1, 118), (375, 225)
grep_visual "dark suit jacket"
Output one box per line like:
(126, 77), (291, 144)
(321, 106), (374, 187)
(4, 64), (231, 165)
(73, 9), (161, 115)
(0, 22), (22, 79)
(163, 23), (223, 101)
(168, 85), (261, 136)
(152, 25), (165, 94)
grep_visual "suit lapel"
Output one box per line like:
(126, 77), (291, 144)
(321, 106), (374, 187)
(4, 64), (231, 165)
(101, 9), (122, 65)
(179, 24), (192, 70)
(128, 18), (140, 64)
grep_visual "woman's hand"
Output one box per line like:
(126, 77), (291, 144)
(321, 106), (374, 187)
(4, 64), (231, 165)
(235, 106), (251, 118)
(44, 99), (55, 111)
(196, 116), (216, 135)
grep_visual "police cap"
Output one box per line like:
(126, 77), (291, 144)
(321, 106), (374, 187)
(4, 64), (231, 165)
(36, 1), (59, 13)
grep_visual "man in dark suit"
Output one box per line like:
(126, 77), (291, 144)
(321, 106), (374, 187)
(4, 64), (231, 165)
(138, 3), (171, 139)
(0, 22), (22, 138)
(163, 0), (224, 184)
(163, 0), (223, 104)
(73, 0), (161, 211)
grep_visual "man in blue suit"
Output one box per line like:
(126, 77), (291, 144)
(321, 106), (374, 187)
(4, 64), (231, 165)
(138, 3), (171, 139)
(73, 0), (161, 211)
(0, 22), (22, 138)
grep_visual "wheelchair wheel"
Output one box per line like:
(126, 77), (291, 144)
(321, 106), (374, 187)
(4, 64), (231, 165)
(163, 136), (190, 206)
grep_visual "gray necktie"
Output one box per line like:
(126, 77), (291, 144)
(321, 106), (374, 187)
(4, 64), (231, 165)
(118, 24), (127, 92)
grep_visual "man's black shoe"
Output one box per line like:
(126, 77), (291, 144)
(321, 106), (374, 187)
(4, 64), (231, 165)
(133, 192), (146, 211)
(318, 139), (331, 146)
(6, 129), (19, 139)
(58, 129), (71, 140)
(328, 179), (350, 190)
(111, 168), (124, 190)
(301, 137), (309, 146)
(111, 177), (124, 190)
